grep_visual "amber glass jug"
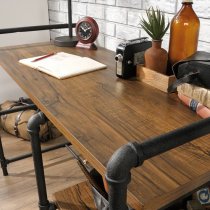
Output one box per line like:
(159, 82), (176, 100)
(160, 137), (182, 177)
(168, 0), (200, 73)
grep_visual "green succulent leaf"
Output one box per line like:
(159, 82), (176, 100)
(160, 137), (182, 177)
(139, 6), (169, 40)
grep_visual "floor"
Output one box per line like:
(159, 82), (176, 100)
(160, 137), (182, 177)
(0, 131), (86, 210)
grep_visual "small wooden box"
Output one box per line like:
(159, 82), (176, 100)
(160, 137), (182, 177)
(136, 65), (176, 93)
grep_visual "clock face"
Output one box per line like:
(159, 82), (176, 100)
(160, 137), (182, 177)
(76, 17), (99, 44)
(78, 22), (92, 41)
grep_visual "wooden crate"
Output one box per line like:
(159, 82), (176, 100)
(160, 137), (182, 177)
(136, 65), (176, 93)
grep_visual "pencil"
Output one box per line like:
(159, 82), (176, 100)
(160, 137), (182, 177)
(32, 52), (55, 62)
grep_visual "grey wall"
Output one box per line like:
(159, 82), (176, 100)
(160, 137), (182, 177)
(48, 0), (210, 52)
(0, 0), (50, 47)
(0, 0), (50, 103)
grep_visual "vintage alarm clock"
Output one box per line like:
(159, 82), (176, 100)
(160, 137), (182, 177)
(75, 16), (99, 49)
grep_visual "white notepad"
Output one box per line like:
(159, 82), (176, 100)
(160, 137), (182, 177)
(19, 52), (107, 79)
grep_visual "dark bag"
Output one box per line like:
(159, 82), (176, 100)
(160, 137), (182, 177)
(66, 146), (109, 210)
(168, 51), (210, 93)
(67, 146), (134, 210)
(0, 98), (62, 142)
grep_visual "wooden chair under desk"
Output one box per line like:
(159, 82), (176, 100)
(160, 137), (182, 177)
(0, 43), (210, 210)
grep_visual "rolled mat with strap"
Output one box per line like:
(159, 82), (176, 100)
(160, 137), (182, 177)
(0, 99), (61, 142)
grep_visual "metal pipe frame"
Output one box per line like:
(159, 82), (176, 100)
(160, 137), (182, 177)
(0, 105), (70, 209)
(0, 104), (37, 176)
(106, 117), (210, 210)
(0, 136), (8, 176)
(8, 142), (70, 163)
(68, 0), (73, 37)
(0, 141), (70, 175)
(0, 104), (37, 115)
(0, 104), (70, 182)
(0, 24), (76, 34)
(27, 111), (58, 210)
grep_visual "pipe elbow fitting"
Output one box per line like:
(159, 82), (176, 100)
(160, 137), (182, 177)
(27, 112), (47, 132)
(106, 142), (144, 184)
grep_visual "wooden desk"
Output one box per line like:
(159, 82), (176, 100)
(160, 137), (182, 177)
(1, 43), (210, 210)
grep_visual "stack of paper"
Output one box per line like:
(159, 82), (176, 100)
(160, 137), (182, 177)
(19, 52), (107, 79)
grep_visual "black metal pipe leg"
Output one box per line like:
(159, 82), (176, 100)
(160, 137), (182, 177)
(27, 112), (56, 210)
(0, 136), (8, 176)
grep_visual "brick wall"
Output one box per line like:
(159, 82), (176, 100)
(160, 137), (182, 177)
(48, 0), (210, 52)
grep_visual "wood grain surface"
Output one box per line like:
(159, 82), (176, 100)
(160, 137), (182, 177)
(53, 181), (97, 210)
(1, 43), (210, 210)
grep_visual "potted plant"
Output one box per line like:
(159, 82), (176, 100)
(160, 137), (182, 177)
(140, 7), (169, 74)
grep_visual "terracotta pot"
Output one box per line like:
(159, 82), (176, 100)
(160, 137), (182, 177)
(144, 40), (168, 74)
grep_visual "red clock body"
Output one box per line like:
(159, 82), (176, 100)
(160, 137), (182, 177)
(75, 16), (99, 44)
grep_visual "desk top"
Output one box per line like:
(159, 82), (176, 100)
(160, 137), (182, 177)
(1, 43), (210, 210)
